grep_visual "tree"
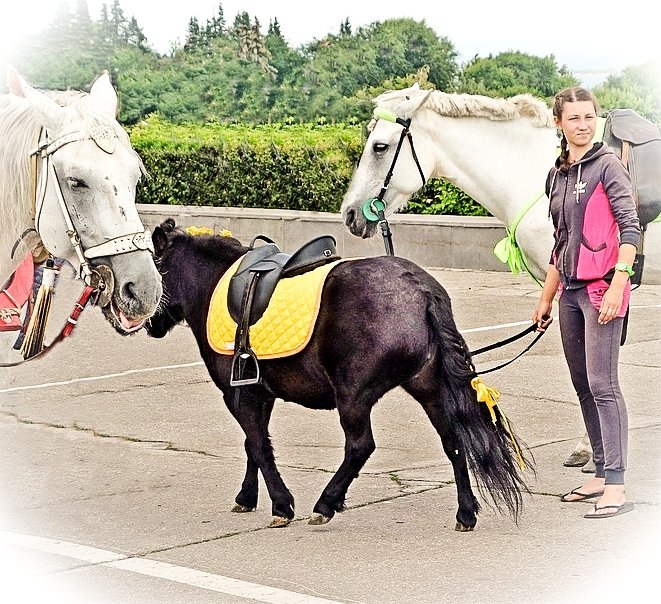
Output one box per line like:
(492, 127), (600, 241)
(457, 51), (577, 99)
(184, 17), (202, 51)
(266, 19), (304, 85)
(595, 62), (661, 123)
(339, 18), (352, 37)
(366, 19), (457, 91)
(298, 17), (457, 112)
(124, 16), (148, 50)
(10, 3), (657, 129)
(15, 1), (107, 88)
(233, 12), (276, 76)
(206, 3), (226, 38)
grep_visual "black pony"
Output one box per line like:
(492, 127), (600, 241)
(146, 219), (531, 531)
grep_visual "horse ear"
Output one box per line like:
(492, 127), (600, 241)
(6, 65), (26, 97)
(7, 66), (66, 127)
(152, 227), (168, 257)
(403, 87), (433, 116)
(89, 71), (119, 118)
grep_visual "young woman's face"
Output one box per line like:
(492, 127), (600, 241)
(555, 100), (597, 148)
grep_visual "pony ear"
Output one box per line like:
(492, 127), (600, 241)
(152, 227), (169, 257)
(89, 71), (119, 118)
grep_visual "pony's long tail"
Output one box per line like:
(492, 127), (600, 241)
(428, 294), (533, 520)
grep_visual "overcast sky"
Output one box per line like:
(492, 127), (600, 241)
(1, 0), (658, 79)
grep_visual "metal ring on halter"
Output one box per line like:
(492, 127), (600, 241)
(88, 265), (115, 308)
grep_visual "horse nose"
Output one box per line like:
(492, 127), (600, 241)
(121, 279), (161, 315)
(122, 280), (139, 304)
(345, 208), (355, 226)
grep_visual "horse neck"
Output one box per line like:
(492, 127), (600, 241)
(177, 239), (245, 332)
(0, 96), (40, 281)
(426, 113), (557, 227)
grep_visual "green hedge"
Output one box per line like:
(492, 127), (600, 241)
(129, 115), (487, 215)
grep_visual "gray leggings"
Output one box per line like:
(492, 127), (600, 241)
(558, 287), (628, 484)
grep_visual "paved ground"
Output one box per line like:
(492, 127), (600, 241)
(0, 264), (659, 604)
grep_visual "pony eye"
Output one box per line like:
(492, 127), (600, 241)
(373, 142), (388, 154)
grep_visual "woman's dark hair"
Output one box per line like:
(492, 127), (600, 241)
(554, 87), (600, 168)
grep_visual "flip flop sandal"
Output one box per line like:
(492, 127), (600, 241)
(584, 501), (635, 518)
(560, 488), (603, 502)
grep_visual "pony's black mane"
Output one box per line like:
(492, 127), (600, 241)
(182, 231), (246, 259)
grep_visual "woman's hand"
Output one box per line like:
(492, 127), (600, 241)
(598, 284), (624, 325)
(533, 300), (554, 332)
(533, 265), (560, 332)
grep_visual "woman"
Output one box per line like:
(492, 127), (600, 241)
(533, 87), (640, 518)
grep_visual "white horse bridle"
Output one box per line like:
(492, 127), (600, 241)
(30, 122), (153, 287)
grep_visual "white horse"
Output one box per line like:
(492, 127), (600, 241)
(341, 84), (660, 285)
(0, 68), (162, 365)
(341, 84), (660, 468)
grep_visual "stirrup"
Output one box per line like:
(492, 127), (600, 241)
(230, 349), (261, 387)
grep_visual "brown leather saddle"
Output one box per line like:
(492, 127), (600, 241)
(228, 234), (340, 387)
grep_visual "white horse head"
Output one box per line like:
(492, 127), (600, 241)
(0, 68), (162, 335)
(341, 84), (562, 281)
(342, 84), (661, 284)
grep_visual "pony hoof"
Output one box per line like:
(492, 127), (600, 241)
(455, 522), (475, 532)
(308, 513), (331, 525)
(231, 504), (255, 513)
(269, 516), (291, 528)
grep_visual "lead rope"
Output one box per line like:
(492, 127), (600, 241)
(470, 316), (552, 374)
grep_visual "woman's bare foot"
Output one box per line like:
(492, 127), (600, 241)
(590, 484), (626, 513)
(561, 476), (605, 502)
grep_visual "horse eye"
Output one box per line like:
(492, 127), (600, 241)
(373, 142), (388, 154)
(67, 177), (88, 190)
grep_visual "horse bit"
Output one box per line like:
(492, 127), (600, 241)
(361, 107), (426, 256)
(29, 121), (154, 307)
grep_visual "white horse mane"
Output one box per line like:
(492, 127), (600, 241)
(0, 88), (144, 252)
(374, 87), (554, 129)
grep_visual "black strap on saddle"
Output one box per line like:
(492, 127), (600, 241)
(229, 234), (340, 393)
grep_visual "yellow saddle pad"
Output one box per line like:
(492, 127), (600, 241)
(207, 257), (349, 359)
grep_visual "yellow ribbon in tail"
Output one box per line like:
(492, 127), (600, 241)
(471, 377), (526, 471)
